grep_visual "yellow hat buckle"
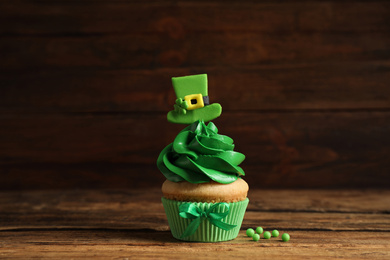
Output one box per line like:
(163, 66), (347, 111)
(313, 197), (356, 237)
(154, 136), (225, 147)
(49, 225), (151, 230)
(184, 94), (205, 110)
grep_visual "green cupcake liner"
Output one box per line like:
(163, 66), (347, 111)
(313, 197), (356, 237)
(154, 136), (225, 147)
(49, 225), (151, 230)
(161, 197), (249, 242)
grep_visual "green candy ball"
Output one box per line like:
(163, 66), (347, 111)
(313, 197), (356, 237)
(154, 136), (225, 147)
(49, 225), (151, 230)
(272, 230), (279, 237)
(263, 231), (271, 239)
(246, 228), (255, 237)
(252, 234), (260, 241)
(255, 226), (263, 234)
(282, 233), (290, 242)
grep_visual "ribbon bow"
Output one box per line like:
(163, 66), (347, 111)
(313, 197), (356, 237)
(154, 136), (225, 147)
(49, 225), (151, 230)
(178, 202), (237, 239)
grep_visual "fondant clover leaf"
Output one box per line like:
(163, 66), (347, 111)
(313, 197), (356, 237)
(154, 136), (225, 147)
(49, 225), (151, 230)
(175, 98), (189, 109)
(174, 104), (187, 115)
(174, 98), (189, 115)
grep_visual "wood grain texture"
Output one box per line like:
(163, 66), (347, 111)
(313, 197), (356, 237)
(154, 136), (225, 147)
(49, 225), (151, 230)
(1, 189), (389, 231)
(0, 111), (389, 189)
(1, 62), (390, 113)
(1, 231), (389, 259)
(0, 1), (389, 189)
(1, 32), (389, 70)
(1, 1), (389, 35)
(0, 189), (389, 259)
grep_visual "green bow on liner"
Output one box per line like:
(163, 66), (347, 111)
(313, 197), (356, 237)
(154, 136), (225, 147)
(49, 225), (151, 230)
(178, 202), (237, 239)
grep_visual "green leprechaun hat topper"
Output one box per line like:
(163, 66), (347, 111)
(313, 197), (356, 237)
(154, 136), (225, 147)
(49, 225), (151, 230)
(167, 74), (222, 124)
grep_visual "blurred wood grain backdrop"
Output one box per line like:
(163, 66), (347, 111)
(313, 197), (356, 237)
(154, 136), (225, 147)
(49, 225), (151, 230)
(1, 0), (389, 190)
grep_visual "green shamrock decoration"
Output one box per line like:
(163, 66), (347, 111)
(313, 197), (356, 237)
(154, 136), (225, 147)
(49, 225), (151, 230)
(174, 98), (189, 115)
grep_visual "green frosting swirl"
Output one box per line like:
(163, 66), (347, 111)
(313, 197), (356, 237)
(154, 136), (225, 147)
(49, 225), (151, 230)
(157, 120), (245, 184)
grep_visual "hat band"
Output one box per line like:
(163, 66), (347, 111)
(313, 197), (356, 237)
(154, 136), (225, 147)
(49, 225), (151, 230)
(203, 96), (209, 106)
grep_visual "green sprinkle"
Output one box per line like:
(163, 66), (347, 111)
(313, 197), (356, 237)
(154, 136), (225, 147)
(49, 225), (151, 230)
(282, 233), (290, 242)
(263, 231), (271, 239)
(252, 233), (260, 241)
(246, 228), (255, 237)
(255, 226), (263, 234)
(272, 230), (279, 237)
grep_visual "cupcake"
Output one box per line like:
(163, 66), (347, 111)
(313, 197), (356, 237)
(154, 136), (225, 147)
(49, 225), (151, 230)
(157, 74), (249, 242)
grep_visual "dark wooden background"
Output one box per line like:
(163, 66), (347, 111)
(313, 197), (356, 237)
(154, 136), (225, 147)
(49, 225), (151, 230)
(1, 0), (389, 190)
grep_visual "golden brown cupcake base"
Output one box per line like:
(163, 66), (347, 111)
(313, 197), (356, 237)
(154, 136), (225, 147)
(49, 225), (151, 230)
(162, 178), (249, 203)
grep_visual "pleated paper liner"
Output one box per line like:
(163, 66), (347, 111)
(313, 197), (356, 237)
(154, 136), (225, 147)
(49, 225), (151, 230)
(162, 197), (249, 242)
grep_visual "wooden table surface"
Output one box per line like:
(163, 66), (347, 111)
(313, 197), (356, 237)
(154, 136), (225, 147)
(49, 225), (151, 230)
(1, 189), (389, 259)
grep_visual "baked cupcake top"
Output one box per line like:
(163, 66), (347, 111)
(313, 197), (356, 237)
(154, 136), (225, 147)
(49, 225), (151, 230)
(162, 178), (249, 202)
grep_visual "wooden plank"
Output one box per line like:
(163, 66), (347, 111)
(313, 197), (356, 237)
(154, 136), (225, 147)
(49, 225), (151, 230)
(0, 231), (389, 259)
(1, 62), (390, 113)
(1, 31), (389, 70)
(1, 189), (389, 216)
(1, 190), (389, 231)
(248, 189), (390, 213)
(0, 189), (389, 259)
(0, 1), (388, 35)
(3, 210), (388, 232)
(0, 111), (389, 189)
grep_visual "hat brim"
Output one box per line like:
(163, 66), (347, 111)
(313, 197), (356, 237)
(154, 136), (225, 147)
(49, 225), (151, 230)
(167, 103), (222, 124)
